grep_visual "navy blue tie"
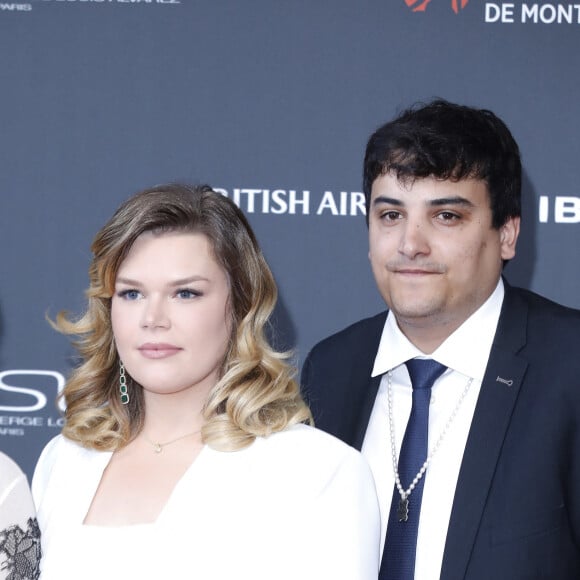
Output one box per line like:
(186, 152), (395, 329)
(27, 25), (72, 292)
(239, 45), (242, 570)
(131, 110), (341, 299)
(379, 359), (447, 580)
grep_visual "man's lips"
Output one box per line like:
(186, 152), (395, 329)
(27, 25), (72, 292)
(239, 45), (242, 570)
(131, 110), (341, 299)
(392, 268), (441, 274)
(138, 343), (182, 359)
(387, 262), (446, 275)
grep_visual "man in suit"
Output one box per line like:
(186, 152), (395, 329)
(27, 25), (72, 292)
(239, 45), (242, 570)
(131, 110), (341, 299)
(301, 99), (580, 579)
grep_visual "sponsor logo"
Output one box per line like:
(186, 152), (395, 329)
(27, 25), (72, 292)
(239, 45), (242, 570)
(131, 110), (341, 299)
(0, 370), (65, 436)
(538, 195), (580, 223)
(37, 0), (181, 3)
(214, 187), (367, 217)
(0, 370), (65, 412)
(405, 0), (469, 13)
(1, 0), (180, 13)
(485, 2), (580, 23)
(402, 0), (579, 23)
(0, 3), (31, 10)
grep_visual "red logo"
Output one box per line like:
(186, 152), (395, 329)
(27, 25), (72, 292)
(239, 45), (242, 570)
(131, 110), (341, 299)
(405, 0), (469, 13)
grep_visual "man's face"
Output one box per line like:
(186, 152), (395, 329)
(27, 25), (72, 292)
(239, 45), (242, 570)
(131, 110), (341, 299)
(368, 173), (519, 347)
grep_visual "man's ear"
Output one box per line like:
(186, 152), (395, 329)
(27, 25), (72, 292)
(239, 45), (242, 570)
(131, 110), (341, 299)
(500, 216), (520, 260)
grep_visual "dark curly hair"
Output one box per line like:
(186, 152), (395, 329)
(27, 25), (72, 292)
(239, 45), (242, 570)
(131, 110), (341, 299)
(363, 99), (521, 229)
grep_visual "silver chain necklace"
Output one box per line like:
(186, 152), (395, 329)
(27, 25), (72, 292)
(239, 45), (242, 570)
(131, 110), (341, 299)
(387, 369), (473, 522)
(143, 430), (201, 454)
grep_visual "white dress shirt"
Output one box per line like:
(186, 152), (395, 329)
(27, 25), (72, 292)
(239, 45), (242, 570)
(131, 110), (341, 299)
(362, 279), (505, 580)
(33, 424), (380, 580)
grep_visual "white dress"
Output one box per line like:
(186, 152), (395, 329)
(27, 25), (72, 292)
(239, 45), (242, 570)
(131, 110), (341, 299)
(32, 424), (380, 580)
(0, 451), (41, 579)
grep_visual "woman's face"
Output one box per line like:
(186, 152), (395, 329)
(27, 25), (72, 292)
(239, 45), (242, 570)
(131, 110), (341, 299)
(111, 231), (231, 403)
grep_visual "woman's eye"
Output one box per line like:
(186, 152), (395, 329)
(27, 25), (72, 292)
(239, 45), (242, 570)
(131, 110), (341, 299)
(118, 289), (141, 300)
(176, 289), (200, 299)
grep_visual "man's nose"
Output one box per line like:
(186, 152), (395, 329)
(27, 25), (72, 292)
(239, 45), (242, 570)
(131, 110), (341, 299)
(398, 218), (430, 258)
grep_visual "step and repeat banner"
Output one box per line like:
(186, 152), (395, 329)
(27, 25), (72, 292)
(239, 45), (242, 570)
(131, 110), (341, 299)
(1, 0), (579, 478)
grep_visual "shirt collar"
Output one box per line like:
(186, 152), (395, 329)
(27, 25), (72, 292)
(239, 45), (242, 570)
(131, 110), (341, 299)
(372, 279), (505, 381)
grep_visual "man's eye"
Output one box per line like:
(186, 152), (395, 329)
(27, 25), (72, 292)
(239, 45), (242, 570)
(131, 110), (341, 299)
(381, 211), (402, 221)
(437, 212), (460, 221)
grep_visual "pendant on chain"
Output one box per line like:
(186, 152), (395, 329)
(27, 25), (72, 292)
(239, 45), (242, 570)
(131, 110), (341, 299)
(398, 498), (409, 522)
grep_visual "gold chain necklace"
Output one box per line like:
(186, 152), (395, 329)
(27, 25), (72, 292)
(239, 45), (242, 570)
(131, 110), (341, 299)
(143, 430), (201, 454)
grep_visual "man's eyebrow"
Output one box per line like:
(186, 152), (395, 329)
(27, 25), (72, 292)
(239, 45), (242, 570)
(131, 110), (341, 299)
(372, 196), (403, 206)
(372, 196), (475, 208)
(429, 197), (475, 208)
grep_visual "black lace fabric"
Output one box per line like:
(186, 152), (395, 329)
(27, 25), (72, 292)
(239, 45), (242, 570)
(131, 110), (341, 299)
(0, 518), (41, 580)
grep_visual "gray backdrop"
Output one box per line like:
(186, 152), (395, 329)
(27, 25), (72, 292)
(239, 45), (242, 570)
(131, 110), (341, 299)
(1, 0), (579, 478)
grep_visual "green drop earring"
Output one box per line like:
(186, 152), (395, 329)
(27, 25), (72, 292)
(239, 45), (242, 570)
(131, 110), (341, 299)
(119, 361), (129, 405)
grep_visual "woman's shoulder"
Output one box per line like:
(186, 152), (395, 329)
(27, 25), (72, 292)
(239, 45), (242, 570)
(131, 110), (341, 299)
(36, 434), (95, 468)
(32, 435), (108, 505)
(261, 423), (360, 457)
(252, 424), (373, 486)
(234, 425), (378, 536)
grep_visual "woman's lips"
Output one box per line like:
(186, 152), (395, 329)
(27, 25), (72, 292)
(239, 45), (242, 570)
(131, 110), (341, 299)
(138, 343), (182, 359)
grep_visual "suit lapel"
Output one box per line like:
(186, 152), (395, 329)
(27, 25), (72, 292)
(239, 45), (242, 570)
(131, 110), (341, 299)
(440, 285), (530, 579)
(352, 374), (382, 450)
(345, 312), (387, 451)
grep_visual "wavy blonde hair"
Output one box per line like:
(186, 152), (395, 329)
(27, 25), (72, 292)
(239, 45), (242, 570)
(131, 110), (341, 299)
(55, 184), (312, 452)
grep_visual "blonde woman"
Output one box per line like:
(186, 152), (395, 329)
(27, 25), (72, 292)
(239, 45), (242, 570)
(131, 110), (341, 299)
(32, 184), (379, 579)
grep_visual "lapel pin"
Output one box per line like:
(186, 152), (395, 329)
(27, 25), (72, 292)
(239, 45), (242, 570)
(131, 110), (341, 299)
(496, 376), (513, 386)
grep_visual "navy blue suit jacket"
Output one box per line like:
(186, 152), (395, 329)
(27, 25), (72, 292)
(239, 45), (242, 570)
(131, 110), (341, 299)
(301, 283), (580, 579)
